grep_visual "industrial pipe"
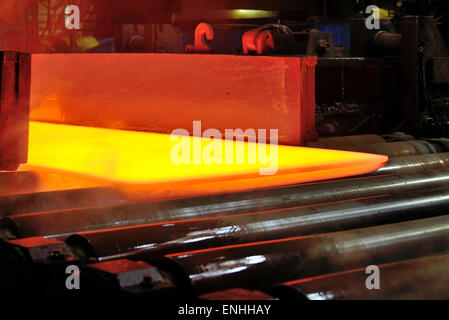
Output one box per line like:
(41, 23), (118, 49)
(4, 170), (449, 239)
(310, 140), (443, 157)
(375, 153), (449, 175)
(67, 186), (449, 262)
(269, 254), (449, 300)
(307, 135), (386, 149)
(371, 31), (402, 56)
(364, 140), (440, 156)
(0, 171), (40, 196)
(155, 214), (449, 294)
(0, 187), (126, 217)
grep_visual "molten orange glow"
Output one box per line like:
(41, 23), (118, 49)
(21, 121), (387, 201)
(30, 53), (315, 146)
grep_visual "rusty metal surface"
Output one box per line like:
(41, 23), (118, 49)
(271, 254), (449, 300)
(4, 170), (449, 239)
(161, 214), (449, 294)
(67, 186), (449, 262)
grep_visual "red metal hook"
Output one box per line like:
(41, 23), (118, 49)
(185, 23), (214, 53)
(242, 27), (276, 55)
(256, 30), (275, 55)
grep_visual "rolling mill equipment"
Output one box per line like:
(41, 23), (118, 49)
(1, 0), (449, 302)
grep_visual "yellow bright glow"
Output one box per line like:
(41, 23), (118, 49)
(231, 9), (278, 19)
(379, 8), (395, 19)
(22, 121), (387, 200)
(361, 8), (395, 19)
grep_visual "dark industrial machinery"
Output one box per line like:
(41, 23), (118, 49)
(313, 1), (449, 138)
(269, 253), (449, 300)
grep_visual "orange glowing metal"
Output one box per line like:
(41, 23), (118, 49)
(29, 53), (317, 146)
(22, 121), (387, 200)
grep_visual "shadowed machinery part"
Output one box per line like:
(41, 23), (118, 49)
(0, 237), (79, 298)
(307, 134), (386, 148)
(309, 140), (447, 157)
(269, 254), (449, 300)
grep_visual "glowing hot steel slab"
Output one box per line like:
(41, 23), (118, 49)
(22, 121), (387, 200)
(29, 53), (317, 146)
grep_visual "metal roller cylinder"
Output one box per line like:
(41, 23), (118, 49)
(350, 141), (439, 157)
(0, 171), (40, 196)
(0, 187), (126, 217)
(269, 254), (449, 300)
(310, 141), (443, 157)
(4, 170), (449, 239)
(371, 31), (402, 56)
(382, 132), (415, 142)
(366, 140), (440, 156)
(156, 214), (449, 294)
(307, 135), (386, 149)
(375, 153), (449, 175)
(67, 186), (449, 262)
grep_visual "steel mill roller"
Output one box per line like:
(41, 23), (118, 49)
(269, 254), (449, 300)
(2, 169), (449, 239)
(151, 215), (449, 294)
(64, 186), (449, 263)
